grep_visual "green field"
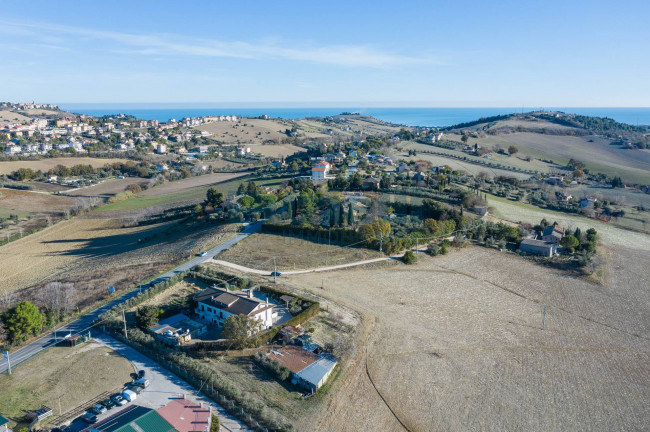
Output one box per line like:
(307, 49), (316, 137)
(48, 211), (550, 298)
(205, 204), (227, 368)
(96, 176), (291, 212)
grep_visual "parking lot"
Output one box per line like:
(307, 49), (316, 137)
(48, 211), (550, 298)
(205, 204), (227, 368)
(51, 334), (249, 432)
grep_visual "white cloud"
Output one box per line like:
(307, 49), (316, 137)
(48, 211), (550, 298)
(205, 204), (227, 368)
(0, 19), (434, 68)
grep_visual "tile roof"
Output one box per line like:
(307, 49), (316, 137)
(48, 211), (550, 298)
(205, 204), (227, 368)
(195, 287), (272, 316)
(156, 398), (211, 432)
(268, 345), (319, 374)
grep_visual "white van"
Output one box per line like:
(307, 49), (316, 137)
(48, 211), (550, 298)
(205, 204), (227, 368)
(121, 389), (137, 402)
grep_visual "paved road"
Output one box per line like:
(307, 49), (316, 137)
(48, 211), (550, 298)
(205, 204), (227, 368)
(0, 221), (262, 374)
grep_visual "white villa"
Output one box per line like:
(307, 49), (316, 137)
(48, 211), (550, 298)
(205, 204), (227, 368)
(194, 286), (276, 330)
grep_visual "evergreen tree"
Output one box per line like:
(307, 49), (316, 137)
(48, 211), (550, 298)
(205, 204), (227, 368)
(339, 203), (344, 226)
(347, 203), (354, 226)
(287, 200), (293, 219)
(329, 206), (335, 227)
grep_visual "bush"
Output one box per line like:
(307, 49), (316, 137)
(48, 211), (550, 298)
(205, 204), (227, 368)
(426, 243), (440, 256)
(253, 351), (291, 381)
(402, 250), (417, 264)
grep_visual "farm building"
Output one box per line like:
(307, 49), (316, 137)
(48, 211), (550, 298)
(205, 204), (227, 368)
(519, 239), (557, 257)
(194, 286), (277, 330)
(267, 345), (338, 392)
(149, 314), (207, 346)
(542, 225), (565, 244)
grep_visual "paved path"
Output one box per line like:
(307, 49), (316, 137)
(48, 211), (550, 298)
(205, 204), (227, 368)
(208, 253), (403, 276)
(0, 221), (262, 374)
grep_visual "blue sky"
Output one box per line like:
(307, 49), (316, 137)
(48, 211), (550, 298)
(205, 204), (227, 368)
(1, 0), (649, 106)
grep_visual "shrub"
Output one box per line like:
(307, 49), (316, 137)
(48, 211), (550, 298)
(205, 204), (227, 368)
(402, 250), (417, 264)
(253, 351), (291, 381)
(426, 243), (440, 256)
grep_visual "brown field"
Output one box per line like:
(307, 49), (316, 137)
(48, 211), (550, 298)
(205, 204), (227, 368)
(0, 343), (132, 429)
(196, 118), (328, 144)
(63, 177), (151, 197)
(0, 110), (32, 123)
(141, 172), (245, 196)
(276, 243), (650, 432)
(0, 187), (74, 214)
(0, 216), (239, 309)
(0, 157), (130, 175)
(248, 143), (306, 157)
(216, 232), (385, 271)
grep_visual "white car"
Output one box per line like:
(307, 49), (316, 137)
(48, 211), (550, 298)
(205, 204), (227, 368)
(199, 251), (207, 257)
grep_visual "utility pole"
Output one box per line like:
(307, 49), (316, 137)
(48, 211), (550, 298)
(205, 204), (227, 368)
(273, 257), (277, 284)
(379, 233), (383, 252)
(542, 306), (547, 330)
(416, 237), (419, 254)
(122, 309), (128, 340)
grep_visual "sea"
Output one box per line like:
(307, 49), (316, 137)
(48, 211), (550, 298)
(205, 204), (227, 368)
(57, 105), (650, 128)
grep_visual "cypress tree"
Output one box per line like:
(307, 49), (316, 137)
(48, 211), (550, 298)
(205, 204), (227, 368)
(347, 203), (354, 226)
(329, 206), (335, 227)
(339, 203), (344, 226)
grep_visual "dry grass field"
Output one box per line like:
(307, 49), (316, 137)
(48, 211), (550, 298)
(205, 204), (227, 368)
(63, 177), (151, 197)
(215, 232), (385, 271)
(0, 110), (32, 123)
(487, 194), (650, 250)
(0, 216), (239, 309)
(467, 132), (650, 184)
(0, 157), (129, 175)
(0, 343), (132, 429)
(196, 118), (328, 144)
(248, 143), (306, 157)
(279, 244), (650, 432)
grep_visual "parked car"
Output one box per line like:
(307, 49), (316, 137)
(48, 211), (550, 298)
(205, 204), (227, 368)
(271, 271), (282, 277)
(135, 378), (149, 388)
(111, 393), (127, 406)
(198, 251), (207, 257)
(121, 389), (137, 402)
(101, 398), (116, 410)
(127, 383), (144, 394)
(138, 370), (145, 379)
(89, 404), (107, 415)
(80, 412), (98, 424)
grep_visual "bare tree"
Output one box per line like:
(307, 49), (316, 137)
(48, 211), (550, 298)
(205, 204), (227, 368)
(0, 288), (16, 312)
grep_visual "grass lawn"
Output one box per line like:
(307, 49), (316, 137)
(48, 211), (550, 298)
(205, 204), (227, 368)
(0, 343), (132, 430)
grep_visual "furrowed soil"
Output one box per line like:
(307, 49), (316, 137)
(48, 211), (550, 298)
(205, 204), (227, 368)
(278, 244), (650, 432)
(0, 216), (239, 309)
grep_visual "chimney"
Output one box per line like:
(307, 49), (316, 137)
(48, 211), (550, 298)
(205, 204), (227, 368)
(248, 289), (253, 299)
(266, 295), (269, 305)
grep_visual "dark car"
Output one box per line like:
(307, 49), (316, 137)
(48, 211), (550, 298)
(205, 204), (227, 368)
(138, 369), (145, 379)
(89, 403), (107, 415)
(101, 398), (116, 410)
(80, 412), (98, 424)
(271, 271), (282, 277)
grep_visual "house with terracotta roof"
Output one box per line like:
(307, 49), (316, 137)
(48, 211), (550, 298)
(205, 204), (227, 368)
(311, 161), (330, 180)
(194, 286), (276, 330)
(267, 345), (338, 392)
(156, 397), (212, 432)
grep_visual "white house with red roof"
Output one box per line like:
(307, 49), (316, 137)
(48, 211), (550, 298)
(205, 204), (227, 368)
(311, 160), (331, 180)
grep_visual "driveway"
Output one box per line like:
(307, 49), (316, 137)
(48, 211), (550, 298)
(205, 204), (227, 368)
(66, 334), (251, 431)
